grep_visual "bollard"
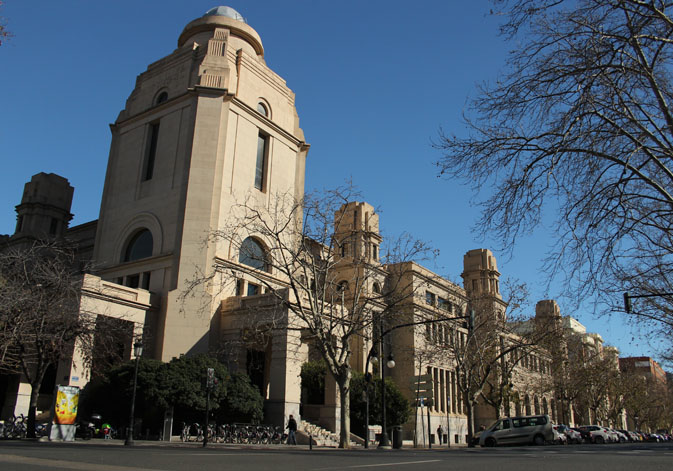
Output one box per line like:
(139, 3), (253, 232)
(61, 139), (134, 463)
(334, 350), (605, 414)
(309, 434), (313, 450)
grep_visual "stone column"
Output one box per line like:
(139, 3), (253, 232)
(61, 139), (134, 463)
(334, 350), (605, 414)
(266, 324), (306, 427)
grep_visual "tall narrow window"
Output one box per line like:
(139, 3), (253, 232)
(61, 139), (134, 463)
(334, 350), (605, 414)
(255, 133), (268, 190)
(144, 122), (160, 181)
(49, 217), (58, 235)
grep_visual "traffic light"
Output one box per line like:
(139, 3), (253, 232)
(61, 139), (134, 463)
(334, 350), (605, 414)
(623, 292), (632, 313)
(207, 367), (215, 388)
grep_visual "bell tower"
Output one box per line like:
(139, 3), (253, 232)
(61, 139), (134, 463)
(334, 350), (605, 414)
(13, 173), (73, 240)
(462, 248), (507, 322)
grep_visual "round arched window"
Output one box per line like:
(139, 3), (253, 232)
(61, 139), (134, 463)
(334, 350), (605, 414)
(239, 237), (267, 271)
(123, 229), (153, 262)
(155, 91), (168, 105)
(372, 282), (382, 294)
(257, 102), (268, 117)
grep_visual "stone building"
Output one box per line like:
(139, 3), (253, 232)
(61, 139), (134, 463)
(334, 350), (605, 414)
(0, 6), (626, 445)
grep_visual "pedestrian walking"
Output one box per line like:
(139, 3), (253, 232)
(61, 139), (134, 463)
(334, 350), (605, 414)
(437, 424), (443, 445)
(287, 414), (297, 445)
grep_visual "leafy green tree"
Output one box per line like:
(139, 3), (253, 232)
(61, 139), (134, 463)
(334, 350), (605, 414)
(300, 360), (327, 404)
(215, 372), (263, 424)
(349, 371), (411, 438)
(80, 358), (168, 431)
(82, 354), (264, 433)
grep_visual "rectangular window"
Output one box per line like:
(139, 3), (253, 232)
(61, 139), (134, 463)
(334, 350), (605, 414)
(425, 291), (436, 306)
(15, 215), (23, 233)
(236, 279), (244, 296)
(144, 122), (160, 181)
(438, 297), (451, 312)
(247, 283), (260, 296)
(372, 244), (378, 260)
(141, 271), (151, 290)
(49, 217), (58, 235)
(255, 133), (268, 190)
(125, 274), (140, 289)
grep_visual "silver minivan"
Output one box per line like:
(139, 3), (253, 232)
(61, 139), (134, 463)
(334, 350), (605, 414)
(478, 415), (554, 447)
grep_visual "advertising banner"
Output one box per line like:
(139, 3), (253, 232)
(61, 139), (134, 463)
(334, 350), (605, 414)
(49, 385), (80, 441)
(53, 385), (80, 425)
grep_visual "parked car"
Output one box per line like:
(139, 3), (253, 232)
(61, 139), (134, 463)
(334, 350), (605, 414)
(552, 425), (568, 445)
(603, 427), (619, 443)
(478, 415), (554, 447)
(578, 425), (611, 444)
(557, 425), (582, 444)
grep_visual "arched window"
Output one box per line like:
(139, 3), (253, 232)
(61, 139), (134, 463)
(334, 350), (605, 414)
(336, 280), (349, 293)
(524, 395), (531, 416)
(155, 91), (168, 105)
(123, 229), (153, 262)
(372, 282), (382, 294)
(257, 101), (268, 117)
(239, 237), (267, 271)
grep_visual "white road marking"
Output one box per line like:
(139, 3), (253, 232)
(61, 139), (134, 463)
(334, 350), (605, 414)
(315, 459), (442, 470)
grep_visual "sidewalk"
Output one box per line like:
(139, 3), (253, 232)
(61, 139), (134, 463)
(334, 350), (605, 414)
(32, 436), (468, 451)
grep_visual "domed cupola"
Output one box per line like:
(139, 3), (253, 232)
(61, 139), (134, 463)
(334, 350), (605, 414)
(203, 6), (246, 22)
(178, 5), (264, 58)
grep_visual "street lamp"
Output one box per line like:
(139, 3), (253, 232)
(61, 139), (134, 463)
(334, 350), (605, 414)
(379, 352), (395, 449)
(364, 348), (378, 449)
(125, 339), (143, 446)
(634, 415), (639, 431)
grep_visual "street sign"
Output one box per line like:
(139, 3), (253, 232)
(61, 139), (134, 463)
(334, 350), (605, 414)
(411, 374), (434, 401)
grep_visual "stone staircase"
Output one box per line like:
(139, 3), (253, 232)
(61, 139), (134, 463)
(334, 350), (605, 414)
(299, 420), (360, 448)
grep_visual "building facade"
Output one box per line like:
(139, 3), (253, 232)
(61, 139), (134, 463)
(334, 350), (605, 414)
(2, 6), (662, 444)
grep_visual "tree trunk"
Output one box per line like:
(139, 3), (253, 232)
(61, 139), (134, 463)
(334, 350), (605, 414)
(337, 371), (351, 449)
(27, 382), (39, 439)
(466, 400), (475, 446)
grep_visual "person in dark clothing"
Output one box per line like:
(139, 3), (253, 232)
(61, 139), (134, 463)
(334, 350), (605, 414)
(287, 414), (297, 445)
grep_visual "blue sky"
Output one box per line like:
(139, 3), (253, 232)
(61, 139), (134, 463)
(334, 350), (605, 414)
(0, 1), (658, 360)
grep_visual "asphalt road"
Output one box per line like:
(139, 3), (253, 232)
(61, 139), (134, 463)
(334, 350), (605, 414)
(1, 440), (672, 471)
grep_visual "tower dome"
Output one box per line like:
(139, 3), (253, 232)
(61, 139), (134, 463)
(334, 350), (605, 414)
(178, 6), (263, 57)
(203, 6), (246, 23)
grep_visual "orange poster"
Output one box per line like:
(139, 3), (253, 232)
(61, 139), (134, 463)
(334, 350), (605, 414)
(53, 385), (80, 425)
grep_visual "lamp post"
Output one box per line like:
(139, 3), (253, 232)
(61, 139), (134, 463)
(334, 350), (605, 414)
(363, 349), (377, 449)
(634, 415), (639, 432)
(379, 349), (396, 449)
(125, 340), (143, 446)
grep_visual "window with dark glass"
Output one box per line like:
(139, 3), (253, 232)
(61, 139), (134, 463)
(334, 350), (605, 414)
(239, 237), (267, 271)
(257, 102), (268, 117)
(426, 291), (436, 306)
(141, 271), (151, 290)
(144, 122), (160, 181)
(438, 297), (451, 312)
(255, 133), (268, 190)
(49, 217), (58, 235)
(156, 91), (168, 105)
(247, 283), (260, 296)
(125, 274), (140, 288)
(123, 229), (153, 262)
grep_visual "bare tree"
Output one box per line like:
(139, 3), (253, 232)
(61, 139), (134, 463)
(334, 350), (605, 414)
(435, 0), (673, 351)
(446, 282), (550, 443)
(0, 240), (129, 437)
(184, 185), (434, 448)
(0, 1), (10, 46)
